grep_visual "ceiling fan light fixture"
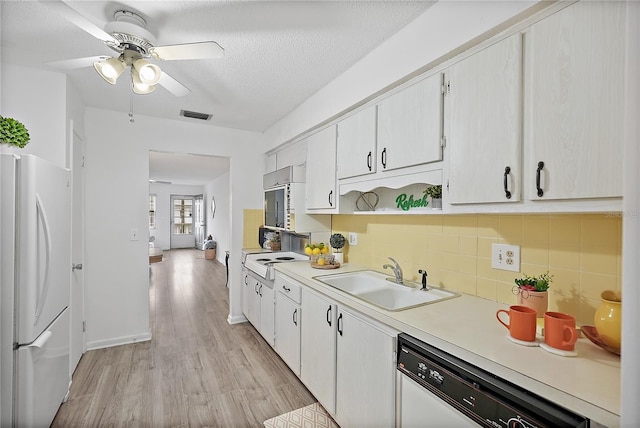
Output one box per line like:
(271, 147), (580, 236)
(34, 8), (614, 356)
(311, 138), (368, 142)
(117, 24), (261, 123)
(132, 72), (156, 95)
(133, 59), (161, 85)
(93, 56), (125, 84)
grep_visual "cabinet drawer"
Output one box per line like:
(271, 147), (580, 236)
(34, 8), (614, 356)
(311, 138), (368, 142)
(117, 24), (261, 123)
(275, 273), (302, 304)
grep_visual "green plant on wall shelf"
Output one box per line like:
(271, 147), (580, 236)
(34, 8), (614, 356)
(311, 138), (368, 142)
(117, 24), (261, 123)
(0, 116), (30, 148)
(424, 185), (442, 199)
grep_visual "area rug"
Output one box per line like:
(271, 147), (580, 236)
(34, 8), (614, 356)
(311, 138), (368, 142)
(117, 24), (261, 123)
(264, 402), (339, 428)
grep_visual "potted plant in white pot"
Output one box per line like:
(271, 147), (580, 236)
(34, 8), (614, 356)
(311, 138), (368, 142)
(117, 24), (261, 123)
(329, 233), (346, 264)
(424, 185), (442, 210)
(513, 272), (552, 317)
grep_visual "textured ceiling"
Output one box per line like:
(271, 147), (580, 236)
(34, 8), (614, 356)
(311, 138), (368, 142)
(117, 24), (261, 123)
(1, 1), (434, 133)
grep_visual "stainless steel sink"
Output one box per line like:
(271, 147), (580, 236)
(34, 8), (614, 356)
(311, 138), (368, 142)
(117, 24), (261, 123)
(314, 270), (459, 311)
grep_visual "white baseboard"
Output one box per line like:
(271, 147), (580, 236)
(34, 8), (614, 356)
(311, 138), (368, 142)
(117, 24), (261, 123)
(85, 331), (152, 351)
(227, 313), (248, 324)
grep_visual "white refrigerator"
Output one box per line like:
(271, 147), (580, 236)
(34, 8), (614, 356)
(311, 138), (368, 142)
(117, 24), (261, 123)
(1, 154), (72, 427)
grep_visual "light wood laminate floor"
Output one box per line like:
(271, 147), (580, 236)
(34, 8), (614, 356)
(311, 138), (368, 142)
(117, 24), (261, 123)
(52, 249), (315, 427)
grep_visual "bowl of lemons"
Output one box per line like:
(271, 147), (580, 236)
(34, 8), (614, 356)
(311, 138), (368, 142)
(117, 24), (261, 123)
(305, 243), (339, 268)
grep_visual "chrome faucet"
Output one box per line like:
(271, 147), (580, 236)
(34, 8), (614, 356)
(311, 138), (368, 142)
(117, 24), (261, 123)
(383, 257), (404, 285)
(418, 269), (429, 291)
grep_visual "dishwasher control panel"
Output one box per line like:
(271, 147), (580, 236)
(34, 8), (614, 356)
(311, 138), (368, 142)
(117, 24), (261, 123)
(397, 334), (589, 428)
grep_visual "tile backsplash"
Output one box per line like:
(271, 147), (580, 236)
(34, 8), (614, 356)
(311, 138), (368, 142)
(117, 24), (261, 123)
(331, 213), (622, 325)
(243, 209), (263, 249)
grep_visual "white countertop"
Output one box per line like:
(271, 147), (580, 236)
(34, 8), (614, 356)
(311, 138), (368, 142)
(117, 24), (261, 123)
(274, 262), (621, 427)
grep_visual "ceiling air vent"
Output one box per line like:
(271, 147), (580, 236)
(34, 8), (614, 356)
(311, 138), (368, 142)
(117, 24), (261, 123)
(180, 109), (212, 121)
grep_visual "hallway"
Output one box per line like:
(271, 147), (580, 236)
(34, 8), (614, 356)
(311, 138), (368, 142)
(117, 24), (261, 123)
(52, 249), (315, 427)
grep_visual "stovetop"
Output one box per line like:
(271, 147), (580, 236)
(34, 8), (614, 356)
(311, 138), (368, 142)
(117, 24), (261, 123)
(243, 251), (309, 280)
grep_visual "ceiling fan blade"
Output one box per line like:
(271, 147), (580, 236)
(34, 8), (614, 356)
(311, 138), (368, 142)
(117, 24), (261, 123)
(150, 41), (224, 61)
(40, 0), (119, 46)
(158, 72), (191, 97)
(45, 55), (110, 70)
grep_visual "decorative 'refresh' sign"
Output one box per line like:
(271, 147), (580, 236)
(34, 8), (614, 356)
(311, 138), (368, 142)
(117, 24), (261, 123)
(395, 192), (428, 211)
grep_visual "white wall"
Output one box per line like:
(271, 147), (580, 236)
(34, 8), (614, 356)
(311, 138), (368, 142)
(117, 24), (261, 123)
(205, 170), (230, 264)
(149, 182), (204, 251)
(0, 64), (67, 167)
(84, 108), (263, 348)
(263, 1), (538, 150)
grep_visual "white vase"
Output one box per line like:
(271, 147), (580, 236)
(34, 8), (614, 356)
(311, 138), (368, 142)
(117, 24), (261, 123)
(333, 252), (344, 264)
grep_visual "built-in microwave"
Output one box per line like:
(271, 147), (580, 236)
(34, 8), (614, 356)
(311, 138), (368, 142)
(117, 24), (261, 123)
(264, 184), (292, 230)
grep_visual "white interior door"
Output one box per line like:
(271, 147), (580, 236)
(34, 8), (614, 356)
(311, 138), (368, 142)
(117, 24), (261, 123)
(194, 194), (204, 249)
(170, 195), (196, 249)
(70, 130), (85, 374)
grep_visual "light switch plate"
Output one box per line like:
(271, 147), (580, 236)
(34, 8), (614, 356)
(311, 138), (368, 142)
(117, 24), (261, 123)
(349, 232), (358, 246)
(491, 243), (520, 272)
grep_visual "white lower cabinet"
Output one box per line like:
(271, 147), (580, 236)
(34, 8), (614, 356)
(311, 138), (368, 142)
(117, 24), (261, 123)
(275, 273), (302, 376)
(335, 307), (397, 427)
(259, 283), (275, 347)
(300, 287), (397, 427)
(242, 267), (275, 347)
(242, 268), (261, 327)
(301, 288), (337, 414)
(241, 268), (251, 320)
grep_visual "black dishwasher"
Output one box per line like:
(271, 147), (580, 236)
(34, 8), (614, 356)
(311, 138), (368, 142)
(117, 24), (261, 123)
(397, 333), (589, 427)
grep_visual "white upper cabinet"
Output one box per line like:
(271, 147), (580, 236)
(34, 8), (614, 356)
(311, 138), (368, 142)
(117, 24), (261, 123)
(305, 125), (338, 212)
(336, 105), (377, 180)
(524, 1), (625, 200)
(377, 72), (443, 172)
(446, 33), (523, 204)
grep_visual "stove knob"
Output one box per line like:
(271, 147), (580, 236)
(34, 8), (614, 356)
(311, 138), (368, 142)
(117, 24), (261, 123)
(507, 417), (527, 428)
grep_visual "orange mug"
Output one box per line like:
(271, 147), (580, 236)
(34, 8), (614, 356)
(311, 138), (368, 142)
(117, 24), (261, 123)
(496, 305), (537, 342)
(544, 312), (578, 351)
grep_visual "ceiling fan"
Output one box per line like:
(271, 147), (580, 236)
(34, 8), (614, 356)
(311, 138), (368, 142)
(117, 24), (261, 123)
(43, 0), (224, 96)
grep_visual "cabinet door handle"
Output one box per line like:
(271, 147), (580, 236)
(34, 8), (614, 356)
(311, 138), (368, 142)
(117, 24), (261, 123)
(367, 151), (372, 171)
(536, 161), (545, 197)
(244, 276), (248, 286)
(337, 313), (343, 336)
(381, 147), (387, 169)
(326, 305), (332, 326)
(282, 285), (291, 292)
(503, 166), (512, 199)
(328, 190), (333, 207)
(293, 308), (298, 326)
(258, 284), (263, 297)
(255, 283), (259, 294)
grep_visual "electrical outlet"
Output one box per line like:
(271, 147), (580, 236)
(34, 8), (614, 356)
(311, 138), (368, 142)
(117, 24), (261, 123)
(349, 232), (358, 246)
(491, 243), (520, 272)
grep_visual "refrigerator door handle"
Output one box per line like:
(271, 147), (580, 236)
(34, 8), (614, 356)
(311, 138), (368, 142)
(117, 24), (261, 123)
(34, 194), (52, 322)
(25, 331), (52, 349)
